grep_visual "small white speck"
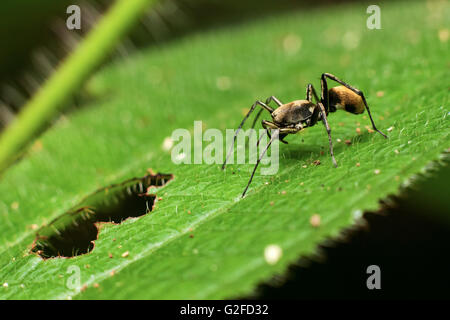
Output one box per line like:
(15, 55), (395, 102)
(162, 137), (173, 151)
(408, 140), (412, 144)
(337, 138), (342, 143)
(353, 210), (363, 220)
(2, 283), (8, 288)
(264, 244), (283, 265)
(387, 126), (394, 132)
(310, 214), (321, 227)
(20, 284), (25, 289)
(374, 169), (381, 175)
(394, 149), (400, 154)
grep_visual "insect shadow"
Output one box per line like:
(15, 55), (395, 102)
(30, 171), (173, 259)
(280, 142), (345, 162)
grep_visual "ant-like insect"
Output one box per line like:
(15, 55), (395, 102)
(222, 73), (388, 197)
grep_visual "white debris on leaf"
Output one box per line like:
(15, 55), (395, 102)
(264, 244), (282, 265)
(162, 137), (174, 151)
(310, 214), (321, 227)
(353, 210), (363, 220)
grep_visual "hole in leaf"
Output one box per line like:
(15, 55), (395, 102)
(31, 171), (173, 259)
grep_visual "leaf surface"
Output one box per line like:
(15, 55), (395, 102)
(0, 0), (448, 299)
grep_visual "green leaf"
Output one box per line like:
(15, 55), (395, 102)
(0, 0), (448, 299)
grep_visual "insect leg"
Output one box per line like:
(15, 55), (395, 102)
(261, 120), (290, 145)
(251, 96), (283, 128)
(316, 102), (338, 167)
(242, 129), (280, 197)
(222, 100), (273, 169)
(261, 120), (279, 130)
(265, 96), (283, 106)
(321, 73), (387, 138)
(306, 83), (320, 103)
(320, 73), (330, 115)
(251, 109), (264, 129)
(256, 128), (268, 148)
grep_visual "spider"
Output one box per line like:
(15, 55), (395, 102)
(222, 73), (388, 197)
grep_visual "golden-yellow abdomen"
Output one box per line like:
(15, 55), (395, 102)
(328, 86), (365, 114)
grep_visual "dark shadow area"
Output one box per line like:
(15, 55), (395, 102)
(246, 156), (450, 300)
(31, 172), (173, 259)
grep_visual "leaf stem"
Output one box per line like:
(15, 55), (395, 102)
(0, 0), (156, 173)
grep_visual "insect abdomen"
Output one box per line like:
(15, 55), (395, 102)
(329, 86), (365, 114)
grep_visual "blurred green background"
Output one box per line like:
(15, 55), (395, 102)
(0, 0), (362, 123)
